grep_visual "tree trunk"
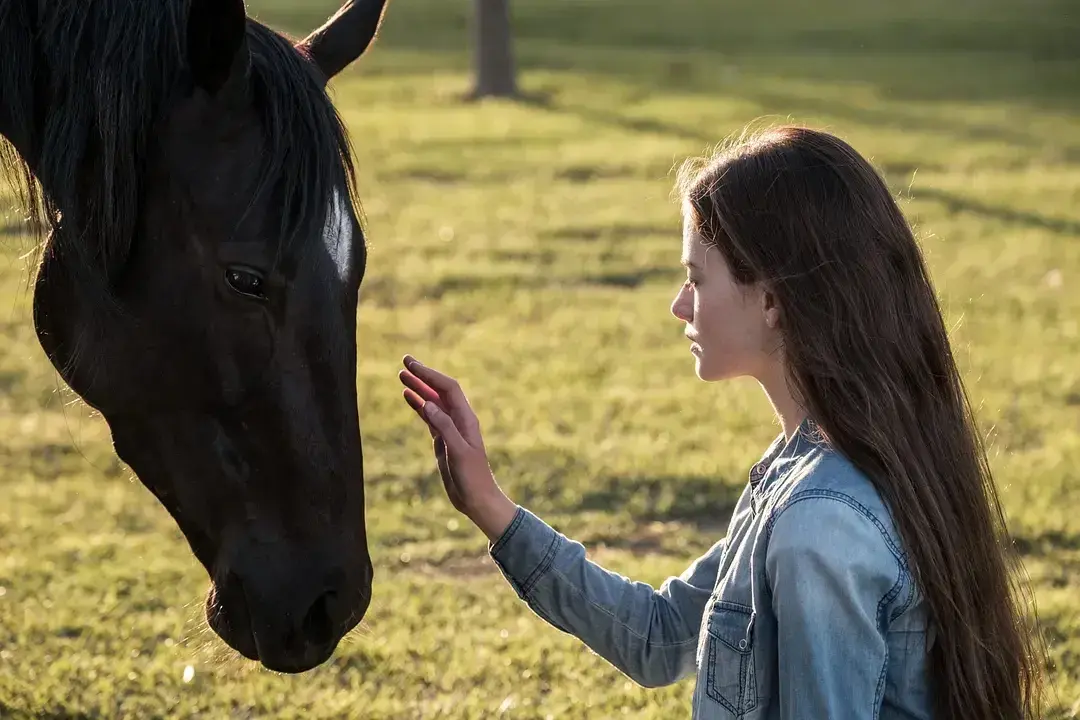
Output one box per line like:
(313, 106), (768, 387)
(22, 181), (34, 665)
(472, 0), (517, 98)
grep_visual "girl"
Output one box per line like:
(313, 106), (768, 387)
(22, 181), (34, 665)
(398, 125), (1045, 719)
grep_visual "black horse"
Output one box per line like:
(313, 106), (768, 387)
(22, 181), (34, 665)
(0, 0), (389, 673)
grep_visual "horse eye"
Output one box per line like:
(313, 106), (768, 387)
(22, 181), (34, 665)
(225, 267), (267, 299)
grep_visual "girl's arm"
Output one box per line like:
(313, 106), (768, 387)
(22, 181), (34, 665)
(397, 356), (726, 687)
(489, 504), (727, 688)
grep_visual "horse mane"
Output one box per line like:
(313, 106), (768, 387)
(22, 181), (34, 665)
(0, 0), (359, 299)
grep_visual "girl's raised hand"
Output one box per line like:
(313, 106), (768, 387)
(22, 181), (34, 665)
(398, 355), (517, 542)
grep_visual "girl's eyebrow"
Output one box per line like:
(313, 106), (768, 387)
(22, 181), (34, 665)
(681, 258), (702, 270)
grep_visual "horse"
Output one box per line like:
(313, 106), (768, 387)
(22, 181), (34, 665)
(0, 0), (389, 674)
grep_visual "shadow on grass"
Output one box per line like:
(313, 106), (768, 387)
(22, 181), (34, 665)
(545, 223), (673, 242)
(518, 91), (713, 145)
(0, 703), (97, 720)
(1013, 529), (1080, 598)
(468, 442), (747, 534)
(1013, 529), (1080, 557)
(741, 89), (1080, 159)
(420, 265), (678, 299)
(910, 188), (1080, 237)
(576, 473), (742, 529)
(517, 84), (1080, 176)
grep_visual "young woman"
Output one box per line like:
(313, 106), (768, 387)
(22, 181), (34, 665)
(398, 125), (1045, 719)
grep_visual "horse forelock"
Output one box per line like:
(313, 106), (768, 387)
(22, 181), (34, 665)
(246, 20), (362, 272)
(0, 0), (360, 302)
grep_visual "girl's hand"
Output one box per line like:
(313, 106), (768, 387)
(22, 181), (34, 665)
(398, 355), (518, 543)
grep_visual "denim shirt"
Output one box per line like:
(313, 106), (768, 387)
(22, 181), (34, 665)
(488, 420), (934, 719)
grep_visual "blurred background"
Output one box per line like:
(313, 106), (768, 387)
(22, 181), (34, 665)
(2, 0), (1078, 717)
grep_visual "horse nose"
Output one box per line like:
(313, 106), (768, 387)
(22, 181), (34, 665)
(222, 542), (365, 672)
(298, 588), (338, 646)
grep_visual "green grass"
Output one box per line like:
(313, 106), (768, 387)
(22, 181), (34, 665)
(2, 0), (1079, 716)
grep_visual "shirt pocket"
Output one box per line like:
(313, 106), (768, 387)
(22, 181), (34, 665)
(704, 601), (758, 716)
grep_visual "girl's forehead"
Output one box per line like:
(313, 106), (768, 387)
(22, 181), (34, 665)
(681, 229), (713, 264)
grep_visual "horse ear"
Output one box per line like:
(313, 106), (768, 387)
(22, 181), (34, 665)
(297, 0), (389, 83)
(187, 0), (251, 96)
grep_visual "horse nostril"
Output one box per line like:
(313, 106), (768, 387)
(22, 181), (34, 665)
(302, 590), (337, 647)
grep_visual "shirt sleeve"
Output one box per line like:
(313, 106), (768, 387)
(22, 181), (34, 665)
(765, 493), (906, 719)
(489, 505), (727, 688)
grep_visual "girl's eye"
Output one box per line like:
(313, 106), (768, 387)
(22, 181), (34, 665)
(225, 267), (267, 299)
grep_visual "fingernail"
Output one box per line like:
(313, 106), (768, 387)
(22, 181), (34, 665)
(423, 402), (438, 417)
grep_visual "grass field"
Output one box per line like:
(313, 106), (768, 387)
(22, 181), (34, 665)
(2, 0), (1079, 717)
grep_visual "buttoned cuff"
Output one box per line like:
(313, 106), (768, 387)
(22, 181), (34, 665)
(489, 506), (563, 600)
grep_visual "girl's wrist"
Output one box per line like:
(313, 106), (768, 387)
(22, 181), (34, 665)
(466, 488), (518, 543)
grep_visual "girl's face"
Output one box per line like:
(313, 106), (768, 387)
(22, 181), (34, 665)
(670, 219), (781, 382)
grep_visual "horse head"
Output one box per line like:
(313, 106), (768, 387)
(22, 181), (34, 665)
(0, 0), (389, 673)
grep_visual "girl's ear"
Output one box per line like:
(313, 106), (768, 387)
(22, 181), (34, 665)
(761, 284), (782, 331)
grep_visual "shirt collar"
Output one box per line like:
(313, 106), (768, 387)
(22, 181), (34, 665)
(748, 416), (827, 493)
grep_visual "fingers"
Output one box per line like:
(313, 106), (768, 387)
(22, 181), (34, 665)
(400, 355), (488, 454)
(403, 355), (469, 408)
(402, 386), (424, 413)
(421, 401), (470, 456)
(402, 388), (439, 438)
(401, 356), (486, 445)
(434, 436), (450, 476)
(400, 365), (448, 440)
(399, 368), (440, 405)
(401, 383), (463, 451)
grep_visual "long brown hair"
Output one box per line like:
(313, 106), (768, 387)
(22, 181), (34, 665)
(677, 124), (1046, 719)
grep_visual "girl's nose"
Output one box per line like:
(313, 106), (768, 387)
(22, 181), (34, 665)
(671, 284), (692, 322)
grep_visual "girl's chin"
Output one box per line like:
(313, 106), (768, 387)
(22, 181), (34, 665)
(693, 356), (714, 381)
(693, 356), (732, 383)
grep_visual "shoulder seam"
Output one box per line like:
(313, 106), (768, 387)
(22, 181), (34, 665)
(764, 488), (907, 565)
